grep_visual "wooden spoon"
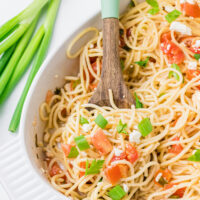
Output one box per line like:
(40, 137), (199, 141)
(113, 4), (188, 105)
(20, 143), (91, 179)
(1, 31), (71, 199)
(89, 0), (135, 108)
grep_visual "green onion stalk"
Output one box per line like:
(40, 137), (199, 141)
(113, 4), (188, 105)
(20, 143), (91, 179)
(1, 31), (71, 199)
(9, 0), (61, 132)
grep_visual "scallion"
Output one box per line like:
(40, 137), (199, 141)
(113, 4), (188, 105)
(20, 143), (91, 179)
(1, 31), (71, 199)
(120, 59), (125, 71)
(80, 116), (89, 125)
(194, 54), (200, 60)
(94, 114), (108, 129)
(74, 135), (90, 151)
(165, 10), (182, 23)
(138, 118), (153, 137)
(85, 159), (104, 175)
(146, 0), (159, 15)
(117, 120), (128, 134)
(68, 146), (79, 158)
(134, 92), (143, 108)
(188, 149), (200, 162)
(169, 64), (182, 81)
(135, 57), (149, 67)
(108, 185), (126, 200)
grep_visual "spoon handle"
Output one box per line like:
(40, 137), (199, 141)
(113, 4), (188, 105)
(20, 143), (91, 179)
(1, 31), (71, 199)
(101, 0), (120, 19)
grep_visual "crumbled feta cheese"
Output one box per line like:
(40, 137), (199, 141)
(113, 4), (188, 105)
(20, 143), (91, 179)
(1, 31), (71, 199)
(155, 173), (163, 182)
(194, 40), (200, 48)
(82, 124), (92, 132)
(167, 44), (171, 51)
(187, 61), (197, 70)
(123, 184), (129, 193)
(164, 5), (174, 12)
(130, 64), (134, 68)
(129, 130), (142, 144)
(170, 22), (192, 36)
(180, 0), (195, 4)
(114, 148), (123, 156)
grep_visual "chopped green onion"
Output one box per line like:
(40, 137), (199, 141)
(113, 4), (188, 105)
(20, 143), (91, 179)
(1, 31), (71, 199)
(169, 64), (182, 81)
(194, 54), (200, 60)
(165, 10), (182, 23)
(68, 146), (79, 158)
(117, 120), (128, 134)
(158, 93), (165, 97)
(129, 1), (135, 8)
(188, 149), (200, 162)
(80, 116), (89, 125)
(134, 92), (143, 108)
(146, 0), (159, 8)
(148, 7), (159, 15)
(135, 57), (149, 67)
(71, 79), (81, 89)
(74, 135), (90, 151)
(85, 159), (104, 175)
(138, 118), (153, 137)
(170, 195), (181, 199)
(94, 114), (108, 129)
(108, 185), (126, 200)
(120, 59), (125, 70)
(9, 0), (61, 132)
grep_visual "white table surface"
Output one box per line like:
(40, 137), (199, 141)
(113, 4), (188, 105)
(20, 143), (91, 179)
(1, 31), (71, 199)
(0, 0), (99, 199)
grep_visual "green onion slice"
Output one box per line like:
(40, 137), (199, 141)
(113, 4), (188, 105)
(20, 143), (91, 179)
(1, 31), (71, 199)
(108, 185), (126, 200)
(169, 64), (182, 81)
(71, 79), (81, 89)
(188, 149), (200, 162)
(94, 114), (108, 129)
(129, 1), (135, 8)
(138, 118), (153, 137)
(120, 59), (125, 71)
(165, 10), (182, 23)
(80, 116), (89, 125)
(135, 57), (149, 67)
(148, 7), (159, 15)
(146, 0), (159, 8)
(85, 159), (105, 175)
(117, 120), (128, 134)
(74, 135), (90, 151)
(68, 146), (79, 158)
(194, 54), (200, 60)
(134, 92), (143, 108)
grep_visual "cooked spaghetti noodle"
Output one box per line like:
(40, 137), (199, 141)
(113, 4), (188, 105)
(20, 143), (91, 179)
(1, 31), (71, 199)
(39, 0), (200, 199)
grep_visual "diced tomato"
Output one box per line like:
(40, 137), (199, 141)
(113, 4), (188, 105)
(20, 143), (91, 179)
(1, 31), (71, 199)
(45, 90), (53, 104)
(118, 164), (129, 178)
(125, 143), (139, 164)
(126, 28), (132, 37)
(89, 56), (97, 64)
(61, 144), (72, 157)
(79, 161), (86, 177)
(91, 129), (112, 155)
(105, 165), (122, 185)
(181, 2), (200, 18)
(87, 61), (102, 83)
(49, 162), (63, 177)
(168, 136), (183, 154)
(165, 183), (186, 198)
(160, 32), (185, 64)
(61, 108), (67, 117)
(89, 83), (98, 91)
(111, 152), (127, 163)
(186, 69), (200, 89)
(154, 169), (172, 187)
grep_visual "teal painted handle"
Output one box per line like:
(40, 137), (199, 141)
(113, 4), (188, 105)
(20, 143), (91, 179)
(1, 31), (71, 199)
(101, 0), (120, 19)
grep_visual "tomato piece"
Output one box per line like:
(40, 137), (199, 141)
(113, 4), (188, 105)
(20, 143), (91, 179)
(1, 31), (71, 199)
(165, 183), (186, 198)
(154, 169), (172, 187)
(111, 152), (127, 162)
(160, 32), (185, 64)
(126, 28), (132, 37)
(49, 163), (63, 177)
(79, 161), (86, 177)
(168, 137), (183, 155)
(89, 83), (98, 91)
(105, 165), (122, 185)
(118, 164), (129, 178)
(45, 90), (53, 104)
(186, 69), (200, 89)
(61, 144), (73, 157)
(91, 129), (113, 155)
(181, 2), (200, 18)
(125, 143), (139, 164)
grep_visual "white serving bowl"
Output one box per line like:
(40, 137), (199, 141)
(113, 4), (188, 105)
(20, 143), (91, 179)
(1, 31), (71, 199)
(10, 0), (138, 199)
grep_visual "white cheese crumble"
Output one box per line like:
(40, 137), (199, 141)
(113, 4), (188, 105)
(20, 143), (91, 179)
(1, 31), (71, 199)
(170, 22), (192, 36)
(123, 184), (129, 193)
(187, 61), (197, 70)
(89, 44), (94, 49)
(180, 0), (195, 4)
(82, 123), (92, 132)
(194, 40), (200, 48)
(114, 148), (123, 156)
(164, 5), (174, 12)
(129, 130), (142, 144)
(167, 44), (171, 51)
(155, 173), (163, 182)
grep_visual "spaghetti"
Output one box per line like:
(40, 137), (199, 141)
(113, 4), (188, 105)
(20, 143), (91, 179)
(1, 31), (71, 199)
(39, 0), (200, 199)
